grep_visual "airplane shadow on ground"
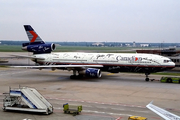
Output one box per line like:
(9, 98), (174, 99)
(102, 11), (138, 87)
(10, 68), (158, 84)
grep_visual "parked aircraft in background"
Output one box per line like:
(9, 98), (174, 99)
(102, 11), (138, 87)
(146, 101), (180, 120)
(13, 25), (175, 81)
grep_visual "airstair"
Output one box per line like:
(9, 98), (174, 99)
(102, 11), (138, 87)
(3, 86), (53, 114)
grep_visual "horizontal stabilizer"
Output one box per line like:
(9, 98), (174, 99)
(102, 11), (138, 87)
(10, 55), (45, 60)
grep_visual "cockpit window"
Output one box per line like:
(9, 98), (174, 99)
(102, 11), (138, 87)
(164, 60), (172, 63)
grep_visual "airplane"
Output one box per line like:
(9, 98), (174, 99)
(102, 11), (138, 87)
(146, 101), (180, 120)
(13, 25), (175, 81)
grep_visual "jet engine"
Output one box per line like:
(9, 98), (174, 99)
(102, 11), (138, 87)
(79, 68), (102, 78)
(22, 43), (56, 54)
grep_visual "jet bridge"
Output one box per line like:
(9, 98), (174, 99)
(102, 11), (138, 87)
(3, 86), (53, 114)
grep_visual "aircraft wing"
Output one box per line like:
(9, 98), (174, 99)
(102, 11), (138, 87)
(11, 64), (103, 69)
(146, 101), (180, 120)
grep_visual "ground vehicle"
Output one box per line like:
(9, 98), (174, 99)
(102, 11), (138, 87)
(128, 116), (147, 120)
(160, 76), (180, 83)
(63, 103), (82, 115)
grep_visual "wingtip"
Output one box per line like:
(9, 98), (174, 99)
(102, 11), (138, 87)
(146, 101), (153, 107)
(150, 100), (153, 104)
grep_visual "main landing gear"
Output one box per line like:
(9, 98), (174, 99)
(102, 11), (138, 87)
(70, 75), (83, 79)
(70, 70), (83, 79)
(145, 73), (150, 82)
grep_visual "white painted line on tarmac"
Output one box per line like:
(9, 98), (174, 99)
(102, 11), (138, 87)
(44, 96), (147, 109)
(54, 107), (63, 110)
(97, 106), (108, 109)
(82, 110), (132, 116)
(111, 108), (125, 111)
(0, 70), (29, 76)
(53, 106), (132, 116)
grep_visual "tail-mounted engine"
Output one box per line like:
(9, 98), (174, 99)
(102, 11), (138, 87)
(22, 42), (56, 54)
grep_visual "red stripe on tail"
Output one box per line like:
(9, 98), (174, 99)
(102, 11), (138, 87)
(29, 31), (38, 43)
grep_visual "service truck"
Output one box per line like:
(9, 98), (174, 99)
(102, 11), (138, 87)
(128, 116), (147, 120)
(63, 103), (82, 115)
(160, 76), (180, 83)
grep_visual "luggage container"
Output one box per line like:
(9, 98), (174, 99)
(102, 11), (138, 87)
(63, 103), (82, 115)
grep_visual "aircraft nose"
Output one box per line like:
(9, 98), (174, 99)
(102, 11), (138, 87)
(172, 61), (175, 67)
(170, 61), (175, 67)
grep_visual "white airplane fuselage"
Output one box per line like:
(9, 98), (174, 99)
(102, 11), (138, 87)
(32, 52), (175, 73)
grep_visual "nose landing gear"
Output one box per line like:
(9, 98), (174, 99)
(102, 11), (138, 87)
(145, 73), (150, 81)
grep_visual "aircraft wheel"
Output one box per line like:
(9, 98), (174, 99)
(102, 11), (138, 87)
(167, 78), (172, 83)
(70, 75), (76, 79)
(145, 78), (149, 81)
(70, 75), (84, 79)
(77, 75), (83, 78)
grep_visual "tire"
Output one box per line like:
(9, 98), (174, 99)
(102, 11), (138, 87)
(3, 107), (6, 111)
(167, 78), (172, 83)
(145, 78), (149, 81)
(77, 75), (83, 79)
(46, 110), (49, 115)
(70, 75), (76, 79)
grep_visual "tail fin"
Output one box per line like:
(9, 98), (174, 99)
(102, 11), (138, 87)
(22, 25), (55, 54)
(24, 25), (44, 44)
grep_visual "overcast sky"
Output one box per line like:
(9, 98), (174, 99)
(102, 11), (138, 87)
(0, 0), (180, 43)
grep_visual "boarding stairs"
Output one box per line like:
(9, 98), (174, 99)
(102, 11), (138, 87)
(9, 86), (53, 114)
